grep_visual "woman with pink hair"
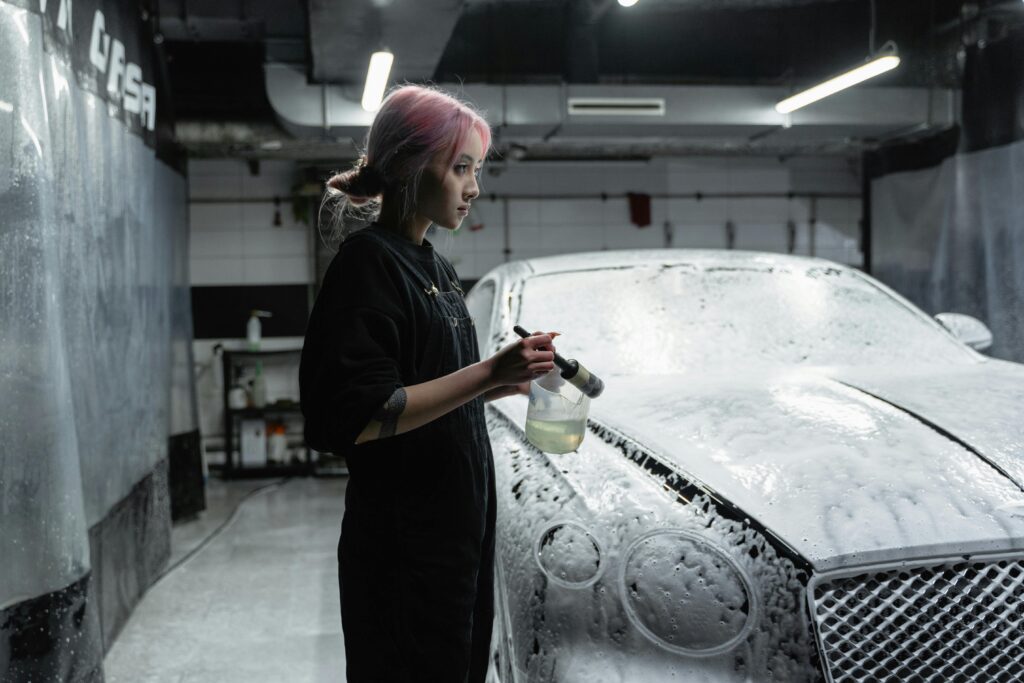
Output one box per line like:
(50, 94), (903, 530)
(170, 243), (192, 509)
(300, 85), (557, 682)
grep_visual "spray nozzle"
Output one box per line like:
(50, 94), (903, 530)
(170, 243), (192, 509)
(513, 325), (605, 399)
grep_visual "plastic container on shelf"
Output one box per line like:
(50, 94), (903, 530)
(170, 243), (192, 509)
(240, 419), (267, 466)
(246, 310), (272, 351)
(268, 423), (287, 464)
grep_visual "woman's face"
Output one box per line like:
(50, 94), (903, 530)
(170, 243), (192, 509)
(415, 128), (484, 230)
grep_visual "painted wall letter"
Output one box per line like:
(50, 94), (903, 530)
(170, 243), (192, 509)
(141, 83), (156, 131)
(88, 10), (109, 72)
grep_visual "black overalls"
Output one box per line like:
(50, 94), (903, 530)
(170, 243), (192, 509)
(299, 225), (496, 683)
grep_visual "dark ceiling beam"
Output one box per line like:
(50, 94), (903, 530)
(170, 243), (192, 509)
(565, 0), (615, 83)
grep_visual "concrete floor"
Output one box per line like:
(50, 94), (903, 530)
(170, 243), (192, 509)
(104, 475), (348, 683)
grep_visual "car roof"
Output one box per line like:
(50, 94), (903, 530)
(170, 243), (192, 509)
(497, 248), (844, 279)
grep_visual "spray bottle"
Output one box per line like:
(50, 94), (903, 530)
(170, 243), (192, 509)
(514, 325), (605, 454)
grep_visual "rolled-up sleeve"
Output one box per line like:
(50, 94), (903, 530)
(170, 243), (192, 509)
(300, 240), (407, 454)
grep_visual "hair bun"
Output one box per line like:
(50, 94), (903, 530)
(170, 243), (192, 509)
(326, 164), (384, 204)
(325, 172), (350, 193)
(357, 164), (385, 195)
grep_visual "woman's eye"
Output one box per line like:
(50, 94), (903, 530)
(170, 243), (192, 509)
(454, 164), (468, 174)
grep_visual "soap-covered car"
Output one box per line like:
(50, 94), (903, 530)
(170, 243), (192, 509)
(466, 250), (1024, 683)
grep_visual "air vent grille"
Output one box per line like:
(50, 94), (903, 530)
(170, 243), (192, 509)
(567, 97), (666, 116)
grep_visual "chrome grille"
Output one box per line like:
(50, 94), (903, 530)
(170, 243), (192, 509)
(811, 558), (1024, 683)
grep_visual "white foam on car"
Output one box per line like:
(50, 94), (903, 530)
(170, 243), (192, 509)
(487, 402), (820, 681)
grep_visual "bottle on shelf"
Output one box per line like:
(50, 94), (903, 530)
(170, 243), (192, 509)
(268, 423), (287, 464)
(246, 310), (272, 351)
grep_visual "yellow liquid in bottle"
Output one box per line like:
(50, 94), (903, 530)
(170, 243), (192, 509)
(525, 418), (586, 454)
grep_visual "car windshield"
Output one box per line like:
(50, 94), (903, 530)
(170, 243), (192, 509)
(517, 262), (972, 374)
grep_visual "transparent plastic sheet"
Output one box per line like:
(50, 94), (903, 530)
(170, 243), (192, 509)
(871, 138), (1024, 363)
(0, 4), (186, 617)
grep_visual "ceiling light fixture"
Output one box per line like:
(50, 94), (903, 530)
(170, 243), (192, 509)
(775, 41), (899, 114)
(618, 0), (639, 7)
(361, 50), (393, 112)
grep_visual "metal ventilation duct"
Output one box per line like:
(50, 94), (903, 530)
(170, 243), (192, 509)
(264, 62), (956, 151)
(308, 0), (464, 84)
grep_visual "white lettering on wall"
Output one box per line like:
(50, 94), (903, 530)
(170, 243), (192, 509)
(89, 10), (109, 71)
(141, 83), (156, 130)
(56, 0), (71, 35)
(105, 38), (125, 101)
(123, 62), (142, 113)
(87, 9), (157, 131)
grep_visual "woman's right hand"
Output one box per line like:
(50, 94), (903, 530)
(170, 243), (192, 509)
(486, 331), (557, 387)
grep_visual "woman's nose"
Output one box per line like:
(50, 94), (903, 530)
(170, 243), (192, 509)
(465, 176), (479, 200)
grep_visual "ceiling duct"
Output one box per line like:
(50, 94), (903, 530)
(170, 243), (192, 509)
(568, 97), (667, 116)
(308, 0), (464, 84)
(264, 63), (955, 153)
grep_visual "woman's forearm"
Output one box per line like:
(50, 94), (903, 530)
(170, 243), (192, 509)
(354, 359), (498, 445)
(482, 382), (528, 403)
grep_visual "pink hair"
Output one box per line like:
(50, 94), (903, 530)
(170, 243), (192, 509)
(372, 85), (491, 177)
(323, 85), (491, 243)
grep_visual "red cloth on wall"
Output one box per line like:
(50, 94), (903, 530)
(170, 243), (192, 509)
(627, 192), (651, 227)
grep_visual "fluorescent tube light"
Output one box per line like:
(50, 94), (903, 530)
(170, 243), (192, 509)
(361, 51), (394, 112)
(775, 51), (900, 114)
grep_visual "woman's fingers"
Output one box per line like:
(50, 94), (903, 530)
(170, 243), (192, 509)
(525, 333), (552, 348)
(535, 331), (559, 354)
(528, 331), (557, 355)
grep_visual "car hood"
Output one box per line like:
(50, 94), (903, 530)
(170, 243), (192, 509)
(570, 363), (1024, 571)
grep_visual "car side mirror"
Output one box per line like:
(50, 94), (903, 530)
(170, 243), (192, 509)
(934, 313), (993, 352)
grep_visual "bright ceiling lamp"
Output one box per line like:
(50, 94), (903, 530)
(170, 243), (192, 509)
(775, 42), (899, 114)
(361, 50), (394, 112)
(618, 0), (639, 6)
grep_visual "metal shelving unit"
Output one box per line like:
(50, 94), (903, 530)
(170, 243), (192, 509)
(220, 348), (312, 478)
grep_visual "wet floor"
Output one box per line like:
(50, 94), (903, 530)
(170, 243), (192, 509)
(104, 476), (348, 682)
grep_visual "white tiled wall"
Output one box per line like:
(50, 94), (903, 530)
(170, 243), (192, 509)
(432, 156), (863, 280)
(189, 156), (862, 287)
(189, 160), (312, 286)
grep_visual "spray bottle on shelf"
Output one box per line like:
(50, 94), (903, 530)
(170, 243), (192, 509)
(246, 310), (272, 351)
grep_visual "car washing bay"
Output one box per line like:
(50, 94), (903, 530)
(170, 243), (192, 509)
(2, 1), (1024, 682)
(103, 477), (349, 683)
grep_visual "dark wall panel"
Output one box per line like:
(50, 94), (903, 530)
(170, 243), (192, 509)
(88, 460), (172, 653)
(191, 285), (311, 339)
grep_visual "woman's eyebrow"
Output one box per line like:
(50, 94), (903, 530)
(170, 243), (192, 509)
(457, 153), (483, 165)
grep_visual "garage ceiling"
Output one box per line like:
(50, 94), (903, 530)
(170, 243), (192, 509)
(159, 0), (1024, 160)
